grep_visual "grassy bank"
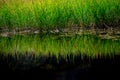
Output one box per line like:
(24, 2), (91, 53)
(0, 34), (120, 58)
(0, 0), (120, 29)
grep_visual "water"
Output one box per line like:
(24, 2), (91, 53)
(0, 33), (120, 80)
(0, 54), (120, 80)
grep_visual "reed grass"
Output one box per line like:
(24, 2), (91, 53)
(0, 34), (120, 58)
(0, 0), (120, 29)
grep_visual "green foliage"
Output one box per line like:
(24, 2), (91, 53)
(0, 0), (120, 29)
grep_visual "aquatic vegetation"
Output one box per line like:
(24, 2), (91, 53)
(0, 0), (120, 29)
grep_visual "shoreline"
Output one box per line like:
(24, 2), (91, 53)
(0, 27), (120, 39)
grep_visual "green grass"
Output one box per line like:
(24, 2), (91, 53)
(0, 34), (120, 58)
(0, 0), (120, 29)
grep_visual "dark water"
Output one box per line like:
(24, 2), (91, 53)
(0, 54), (120, 80)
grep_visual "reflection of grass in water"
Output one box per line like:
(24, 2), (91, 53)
(0, 34), (120, 58)
(0, 0), (120, 29)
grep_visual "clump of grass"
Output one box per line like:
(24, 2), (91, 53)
(0, 34), (120, 58)
(0, 0), (120, 29)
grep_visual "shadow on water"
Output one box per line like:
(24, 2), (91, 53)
(0, 54), (120, 80)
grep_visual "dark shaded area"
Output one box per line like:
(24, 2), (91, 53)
(0, 54), (120, 80)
